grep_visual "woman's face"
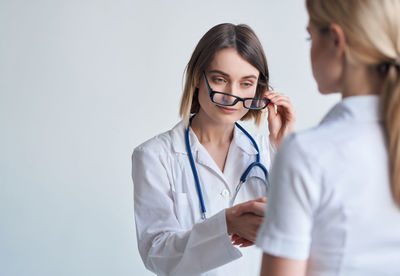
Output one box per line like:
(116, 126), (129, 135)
(197, 48), (260, 125)
(307, 22), (342, 94)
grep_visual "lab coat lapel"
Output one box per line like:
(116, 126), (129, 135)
(190, 130), (228, 184)
(170, 121), (227, 183)
(170, 121), (259, 193)
(233, 125), (258, 156)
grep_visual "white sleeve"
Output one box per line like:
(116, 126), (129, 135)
(132, 147), (242, 275)
(255, 134), (321, 260)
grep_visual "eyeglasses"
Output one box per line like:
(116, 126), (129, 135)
(203, 72), (269, 110)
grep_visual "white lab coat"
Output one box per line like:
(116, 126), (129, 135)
(132, 120), (275, 276)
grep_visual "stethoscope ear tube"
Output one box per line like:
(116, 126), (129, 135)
(185, 116), (207, 220)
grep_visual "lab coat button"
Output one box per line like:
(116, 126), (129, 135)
(221, 189), (230, 198)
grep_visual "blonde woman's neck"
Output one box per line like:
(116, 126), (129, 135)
(341, 61), (383, 98)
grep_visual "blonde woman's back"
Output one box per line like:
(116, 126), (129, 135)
(257, 95), (400, 275)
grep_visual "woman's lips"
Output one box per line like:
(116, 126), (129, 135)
(217, 105), (237, 114)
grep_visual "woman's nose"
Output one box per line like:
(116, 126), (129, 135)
(224, 82), (240, 95)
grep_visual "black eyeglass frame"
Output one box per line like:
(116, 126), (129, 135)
(203, 71), (270, 110)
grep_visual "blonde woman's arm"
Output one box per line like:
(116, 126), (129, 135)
(260, 253), (307, 276)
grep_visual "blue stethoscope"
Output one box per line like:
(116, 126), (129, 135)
(185, 115), (270, 220)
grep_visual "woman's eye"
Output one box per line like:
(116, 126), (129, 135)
(213, 78), (225, 83)
(242, 82), (253, 87)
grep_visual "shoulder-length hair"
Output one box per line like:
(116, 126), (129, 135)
(179, 23), (270, 126)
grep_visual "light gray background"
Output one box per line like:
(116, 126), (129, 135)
(0, 0), (340, 275)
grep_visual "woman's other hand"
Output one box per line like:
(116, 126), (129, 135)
(265, 90), (296, 148)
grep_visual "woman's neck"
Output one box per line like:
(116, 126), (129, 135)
(341, 62), (383, 98)
(190, 110), (234, 145)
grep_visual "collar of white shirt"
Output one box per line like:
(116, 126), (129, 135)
(170, 120), (258, 156)
(320, 95), (382, 125)
(168, 120), (259, 185)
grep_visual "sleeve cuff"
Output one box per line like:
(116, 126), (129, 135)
(197, 209), (243, 259)
(177, 210), (242, 274)
(216, 209), (243, 259)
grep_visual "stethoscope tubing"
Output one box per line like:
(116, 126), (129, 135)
(185, 116), (207, 220)
(185, 115), (269, 220)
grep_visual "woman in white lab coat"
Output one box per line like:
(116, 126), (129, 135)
(255, 0), (400, 275)
(132, 23), (296, 275)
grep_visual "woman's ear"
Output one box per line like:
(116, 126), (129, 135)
(329, 23), (346, 58)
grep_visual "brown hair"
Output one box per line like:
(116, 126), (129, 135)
(306, 0), (400, 207)
(179, 23), (270, 126)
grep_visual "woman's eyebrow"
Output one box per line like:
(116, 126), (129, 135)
(208, 69), (230, 77)
(242, 75), (258, 80)
(209, 69), (257, 80)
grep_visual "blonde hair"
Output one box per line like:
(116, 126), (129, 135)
(179, 23), (270, 127)
(306, 0), (400, 207)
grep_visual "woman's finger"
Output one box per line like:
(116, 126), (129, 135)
(267, 103), (276, 121)
(268, 95), (291, 104)
(239, 239), (254, 247)
(272, 100), (294, 110)
(254, 197), (267, 203)
(270, 99), (295, 114)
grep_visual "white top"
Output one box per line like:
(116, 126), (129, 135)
(256, 95), (400, 276)
(132, 121), (275, 276)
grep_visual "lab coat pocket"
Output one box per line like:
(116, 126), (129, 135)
(172, 192), (193, 229)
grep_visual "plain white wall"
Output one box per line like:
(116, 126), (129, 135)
(0, 0), (340, 275)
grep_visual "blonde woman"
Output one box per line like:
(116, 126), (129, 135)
(132, 23), (296, 275)
(254, 0), (400, 275)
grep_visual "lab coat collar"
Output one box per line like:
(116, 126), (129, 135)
(169, 121), (195, 154)
(320, 95), (382, 125)
(170, 120), (258, 156)
(170, 120), (259, 192)
(169, 121), (226, 182)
